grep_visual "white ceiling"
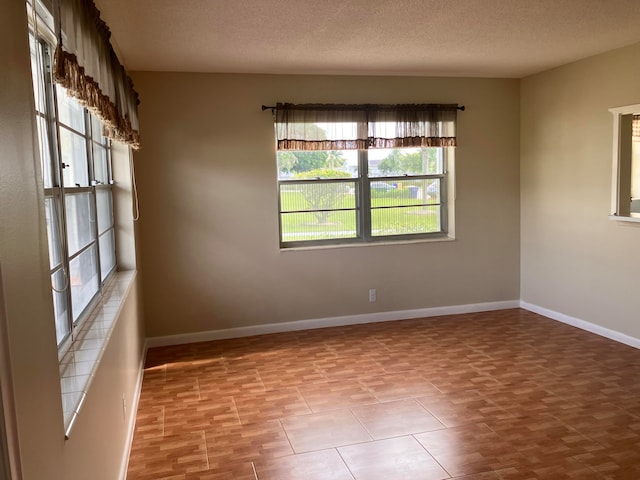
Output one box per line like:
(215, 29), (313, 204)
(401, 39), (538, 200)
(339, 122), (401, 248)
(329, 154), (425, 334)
(96, 0), (640, 78)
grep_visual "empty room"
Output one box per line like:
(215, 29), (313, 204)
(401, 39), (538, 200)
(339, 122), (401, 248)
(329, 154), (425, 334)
(1, 0), (640, 479)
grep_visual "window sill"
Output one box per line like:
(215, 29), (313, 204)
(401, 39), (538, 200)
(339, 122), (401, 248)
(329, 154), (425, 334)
(280, 235), (455, 252)
(608, 214), (640, 223)
(58, 270), (136, 439)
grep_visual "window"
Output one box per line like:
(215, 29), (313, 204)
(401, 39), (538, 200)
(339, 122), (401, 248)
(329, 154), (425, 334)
(609, 104), (640, 222)
(275, 103), (458, 247)
(29, 28), (117, 349)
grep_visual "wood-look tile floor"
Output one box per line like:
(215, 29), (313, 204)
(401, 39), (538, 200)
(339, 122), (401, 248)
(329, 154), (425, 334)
(127, 309), (640, 479)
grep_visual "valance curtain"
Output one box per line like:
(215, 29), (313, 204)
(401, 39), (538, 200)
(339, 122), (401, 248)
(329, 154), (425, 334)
(633, 114), (640, 139)
(275, 103), (458, 151)
(53, 0), (140, 149)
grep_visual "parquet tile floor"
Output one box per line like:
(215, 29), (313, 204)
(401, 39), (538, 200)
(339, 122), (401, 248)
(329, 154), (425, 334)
(127, 309), (640, 479)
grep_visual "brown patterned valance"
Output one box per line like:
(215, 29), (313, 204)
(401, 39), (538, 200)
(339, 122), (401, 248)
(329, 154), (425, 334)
(633, 114), (640, 138)
(53, 0), (140, 149)
(275, 103), (458, 151)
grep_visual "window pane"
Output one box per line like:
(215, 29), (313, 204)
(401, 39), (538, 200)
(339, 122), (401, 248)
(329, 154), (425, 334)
(95, 188), (113, 234)
(65, 192), (96, 256)
(29, 34), (46, 113)
(37, 116), (54, 188)
(280, 181), (357, 242)
(69, 245), (99, 322)
(280, 181), (356, 212)
(90, 113), (107, 144)
(277, 150), (358, 179)
(370, 179), (441, 208)
(369, 148), (443, 177)
(281, 211), (357, 242)
(99, 229), (116, 281)
(59, 127), (89, 187)
(45, 197), (63, 269)
(56, 84), (85, 133)
(93, 143), (109, 184)
(371, 205), (441, 236)
(52, 269), (70, 345)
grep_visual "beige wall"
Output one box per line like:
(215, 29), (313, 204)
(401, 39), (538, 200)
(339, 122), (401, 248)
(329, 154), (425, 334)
(131, 72), (521, 337)
(0, 4), (145, 479)
(521, 42), (640, 338)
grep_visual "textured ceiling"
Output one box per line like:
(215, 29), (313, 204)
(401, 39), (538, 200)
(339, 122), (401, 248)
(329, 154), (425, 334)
(96, 0), (640, 78)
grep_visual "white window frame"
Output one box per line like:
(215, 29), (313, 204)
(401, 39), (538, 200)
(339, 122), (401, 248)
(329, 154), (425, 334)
(277, 143), (455, 248)
(609, 104), (640, 223)
(28, 13), (118, 352)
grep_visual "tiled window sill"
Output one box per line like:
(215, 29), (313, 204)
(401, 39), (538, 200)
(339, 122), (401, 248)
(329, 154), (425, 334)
(58, 270), (137, 439)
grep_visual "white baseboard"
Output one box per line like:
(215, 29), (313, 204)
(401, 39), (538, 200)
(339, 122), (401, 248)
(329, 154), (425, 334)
(520, 301), (640, 350)
(146, 300), (520, 348)
(119, 339), (148, 480)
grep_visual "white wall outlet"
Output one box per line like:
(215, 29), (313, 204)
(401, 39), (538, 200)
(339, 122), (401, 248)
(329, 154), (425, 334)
(369, 288), (377, 303)
(122, 394), (127, 420)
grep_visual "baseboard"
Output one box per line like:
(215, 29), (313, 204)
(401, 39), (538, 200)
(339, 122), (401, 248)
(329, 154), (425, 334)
(119, 339), (148, 480)
(520, 301), (640, 350)
(146, 300), (520, 348)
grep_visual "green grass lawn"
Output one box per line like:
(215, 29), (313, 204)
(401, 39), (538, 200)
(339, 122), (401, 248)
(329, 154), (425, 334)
(280, 189), (441, 242)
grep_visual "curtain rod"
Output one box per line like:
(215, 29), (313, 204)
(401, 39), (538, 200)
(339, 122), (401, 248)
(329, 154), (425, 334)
(261, 104), (465, 112)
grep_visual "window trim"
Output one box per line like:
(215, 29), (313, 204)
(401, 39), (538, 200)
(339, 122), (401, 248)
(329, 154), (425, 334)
(609, 103), (640, 223)
(277, 146), (453, 248)
(30, 28), (118, 352)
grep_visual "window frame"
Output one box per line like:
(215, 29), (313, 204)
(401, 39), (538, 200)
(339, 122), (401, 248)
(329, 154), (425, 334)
(277, 145), (453, 248)
(29, 24), (118, 351)
(609, 104), (640, 223)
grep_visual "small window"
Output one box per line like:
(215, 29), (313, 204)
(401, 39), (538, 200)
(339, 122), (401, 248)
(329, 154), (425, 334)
(274, 103), (458, 247)
(609, 105), (640, 222)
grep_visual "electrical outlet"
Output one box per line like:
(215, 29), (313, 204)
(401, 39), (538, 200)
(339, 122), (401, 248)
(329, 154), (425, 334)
(369, 288), (377, 303)
(122, 394), (127, 420)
